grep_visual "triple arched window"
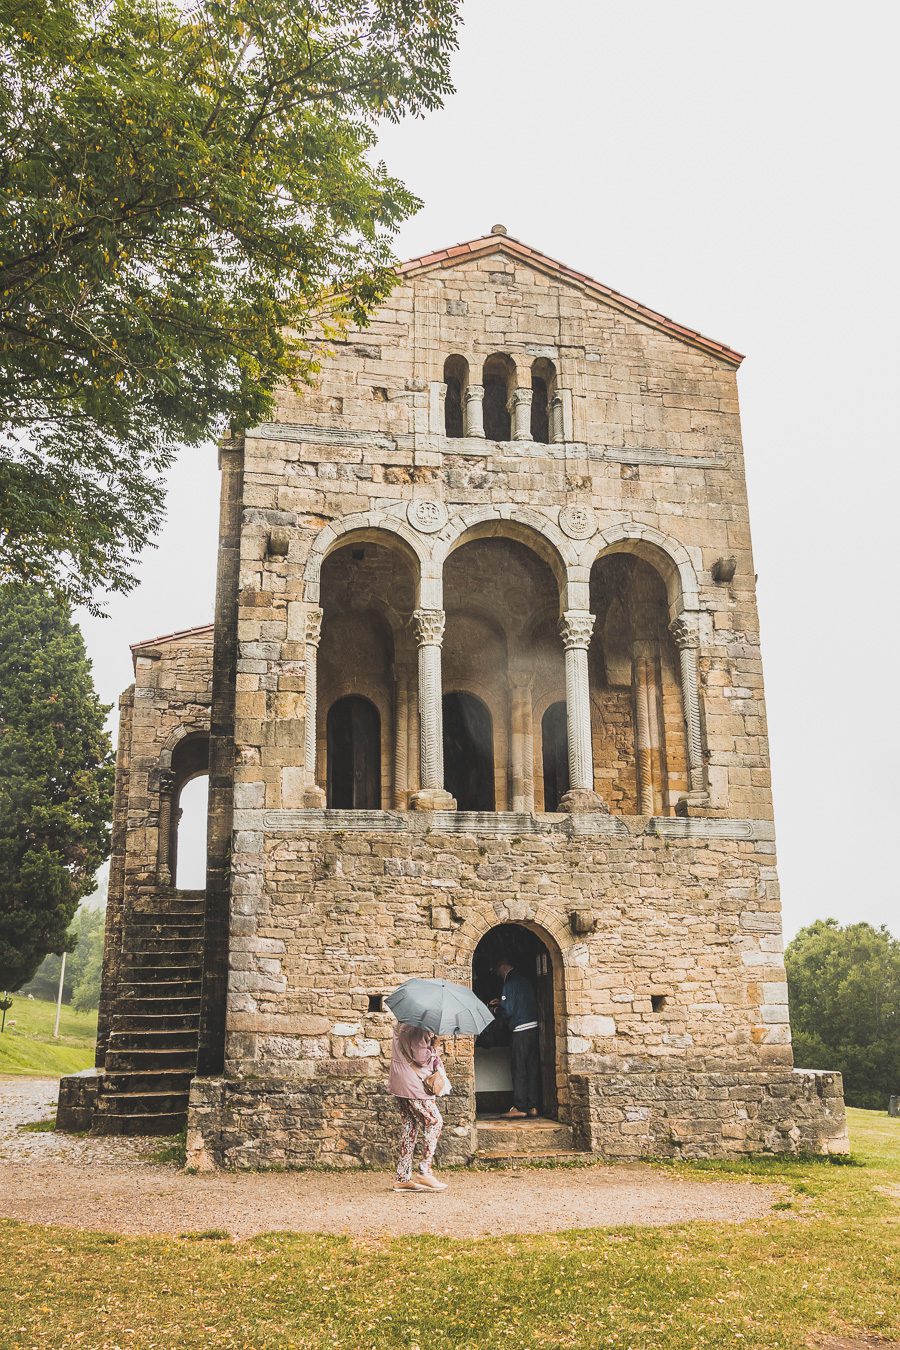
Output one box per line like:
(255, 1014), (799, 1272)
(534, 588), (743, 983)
(442, 355), (563, 443)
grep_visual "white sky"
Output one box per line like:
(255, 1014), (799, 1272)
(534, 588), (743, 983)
(78, 1), (899, 938)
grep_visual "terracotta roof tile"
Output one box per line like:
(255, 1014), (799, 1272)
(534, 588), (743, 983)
(130, 622), (214, 653)
(398, 232), (743, 365)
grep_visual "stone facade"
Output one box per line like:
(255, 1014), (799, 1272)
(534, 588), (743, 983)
(75, 228), (847, 1162)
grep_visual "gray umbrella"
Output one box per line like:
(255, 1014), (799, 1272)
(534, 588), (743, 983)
(386, 979), (494, 1036)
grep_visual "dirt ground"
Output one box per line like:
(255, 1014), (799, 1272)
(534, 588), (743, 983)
(1, 1076), (780, 1240)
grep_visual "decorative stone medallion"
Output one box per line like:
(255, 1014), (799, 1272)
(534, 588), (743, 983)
(559, 503), (597, 539)
(407, 499), (448, 534)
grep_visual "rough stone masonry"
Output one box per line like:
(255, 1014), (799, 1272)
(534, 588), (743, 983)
(61, 226), (848, 1167)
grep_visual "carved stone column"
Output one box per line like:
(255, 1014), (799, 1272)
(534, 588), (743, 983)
(509, 672), (535, 812)
(464, 384), (485, 438)
(632, 643), (656, 815)
(550, 393), (566, 444)
(670, 613), (706, 797)
(510, 388), (533, 441)
(156, 769), (176, 886)
(558, 612), (607, 812)
(393, 667), (410, 809)
(409, 609), (456, 810)
(303, 607), (326, 807)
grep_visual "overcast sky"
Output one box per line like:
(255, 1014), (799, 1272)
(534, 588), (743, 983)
(78, 1), (899, 937)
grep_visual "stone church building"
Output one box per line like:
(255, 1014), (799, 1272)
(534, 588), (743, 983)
(59, 227), (847, 1165)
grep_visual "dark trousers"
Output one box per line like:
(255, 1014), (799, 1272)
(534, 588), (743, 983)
(510, 1026), (540, 1112)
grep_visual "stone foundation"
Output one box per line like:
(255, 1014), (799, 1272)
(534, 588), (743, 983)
(185, 1066), (847, 1170)
(570, 1068), (848, 1159)
(56, 1069), (101, 1133)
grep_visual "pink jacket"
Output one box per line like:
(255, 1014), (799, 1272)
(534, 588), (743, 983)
(388, 1023), (436, 1099)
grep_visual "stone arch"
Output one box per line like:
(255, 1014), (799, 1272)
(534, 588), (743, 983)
(583, 522), (701, 618)
(435, 505), (576, 607)
(158, 720), (210, 771)
(303, 510), (429, 605)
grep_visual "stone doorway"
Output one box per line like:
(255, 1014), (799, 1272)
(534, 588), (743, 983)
(471, 923), (558, 1119)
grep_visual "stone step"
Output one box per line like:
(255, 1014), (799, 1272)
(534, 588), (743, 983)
(119, 978), (202, 997)
(475, 1117), (579, 1158)
(95, 1089), (189, 1116)
(109, 1027), (199, 1052)
(121, 952), (203, 973)
(105, 1046), (198, 1072)
(109, 1015), (201, 1031)
(115, 993), (201, 1016)
(126, 935), (203, 956)
(103, 1068), (195, 1095)
(91, 1109), (187, 1137)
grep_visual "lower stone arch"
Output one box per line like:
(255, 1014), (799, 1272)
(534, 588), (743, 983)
(469, 918), (569, 1122)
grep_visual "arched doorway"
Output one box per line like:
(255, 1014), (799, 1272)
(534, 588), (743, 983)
(326, 695), (381, 808)
(443, 691), (495, 811)
(541, 701), (569, 811)
(471, 923), (558, 1118)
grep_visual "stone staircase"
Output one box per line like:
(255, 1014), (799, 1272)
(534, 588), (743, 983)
(475, 1117), (584, 1162)
(93, 892), (204, 1135)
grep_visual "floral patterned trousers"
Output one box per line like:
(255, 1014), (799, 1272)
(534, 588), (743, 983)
(395, 1096), (443, 1181)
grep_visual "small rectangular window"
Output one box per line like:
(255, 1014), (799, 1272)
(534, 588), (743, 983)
(651, 994), (667, 1013)
(367, 994), (384, 1013)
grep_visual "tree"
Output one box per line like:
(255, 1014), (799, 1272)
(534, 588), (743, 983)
(0, 0), (459, 609)
(785, 919), (900, 1111)
(23, 896), (106, 1008)
(0, 584), (113, 989)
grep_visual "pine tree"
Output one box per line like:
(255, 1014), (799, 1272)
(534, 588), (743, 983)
(0, 584), (113, 989)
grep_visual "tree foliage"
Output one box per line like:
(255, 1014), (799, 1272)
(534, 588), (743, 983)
(0, 0), (459, 607)
(0, 584), (113, 989)
(785, 918), (900, 1111)
(23, 893), (106, 1009)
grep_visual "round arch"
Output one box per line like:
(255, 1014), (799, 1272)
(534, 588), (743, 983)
(158, 721), (210, 771)
(303, 510), (428, 605)
(435, 506), (576, 606)
(583, 522), (701, 617)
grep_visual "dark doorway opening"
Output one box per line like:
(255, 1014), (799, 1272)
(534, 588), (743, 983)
(443, 691), (495, 811)
(530, 376), (549, 443)
(471, 923), (558, 1119)
(326, 695), (381, 809)
(541, 701), (570, 811)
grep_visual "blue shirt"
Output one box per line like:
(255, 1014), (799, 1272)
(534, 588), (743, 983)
(499, 970), (539, 1031)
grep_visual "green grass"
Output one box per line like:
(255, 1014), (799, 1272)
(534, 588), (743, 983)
(0, 1107), (897, 1348)
(0, 995), (97, 1076)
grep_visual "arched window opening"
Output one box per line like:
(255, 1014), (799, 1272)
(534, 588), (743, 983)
(472, 922), (558, 1119)
(443, 691), (495, 811)
(327, 695), (381, 809)
(541, 702), (569, 812)
(482, 354), (514, 441)
(443, 355), (467, 438)
(530, 359), (556, 443)
(165, 733), (209, 889)
(589, 553), (688, 815)
(174, 775), (209, 889)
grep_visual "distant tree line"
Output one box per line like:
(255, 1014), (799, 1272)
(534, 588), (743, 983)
(22, 902), (105, 1013)
(786, 919), (899, 1111)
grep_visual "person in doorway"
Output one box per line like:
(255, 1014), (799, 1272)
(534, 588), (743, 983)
(387, 1022), (449, 1192)
(490, 958), (541, 1118)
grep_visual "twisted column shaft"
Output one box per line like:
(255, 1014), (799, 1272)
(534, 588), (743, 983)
(412, 609), (446, 792)
(303, 608), (323, 783)
(670, 614), (705, 793)
(559, 612), (596, 794)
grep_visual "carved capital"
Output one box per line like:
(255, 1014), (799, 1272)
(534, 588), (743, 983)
(558, 611), (595, 651)
(509, 387), (532, 409)
(669, 613), (701, 650)
(305, 607), (323, 647)
(464, 384), (484, 405)
(158, 770), (176, 795)
(411, 608), (446, 648)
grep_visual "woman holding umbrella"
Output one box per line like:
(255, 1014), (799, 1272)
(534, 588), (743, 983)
(388, 1022), (448, 1192)
(386, 978), (494, 1194)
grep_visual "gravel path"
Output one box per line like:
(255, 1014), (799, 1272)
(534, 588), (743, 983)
(1, 1076), (780, 1240)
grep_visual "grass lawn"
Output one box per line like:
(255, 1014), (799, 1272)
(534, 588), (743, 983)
(0, 995), (97, 1076)
(0, 1108), (897, 1349)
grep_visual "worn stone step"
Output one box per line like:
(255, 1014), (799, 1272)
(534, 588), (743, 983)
(91, 1109), (187, 1137)
(106, 1036), (198, 1058)
(95, 1089), (189, 1116)
(105, 1046), (197, 1072)
(103, 1069), (195, 1094)
(475, 1118), (578, 1156)
(116, 994), (201, 1016)
(121, 952), (203, 972)
(114, 1015), (201, 1031)
(127, 935), (203, 956)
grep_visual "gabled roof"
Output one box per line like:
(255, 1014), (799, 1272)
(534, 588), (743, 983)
(398, 228), (744, 367)
(130, 622), (214, 657)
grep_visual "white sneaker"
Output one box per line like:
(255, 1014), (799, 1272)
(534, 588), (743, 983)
(393, 1179), (428, 1192)
(417, 1172), (448, 1191)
